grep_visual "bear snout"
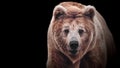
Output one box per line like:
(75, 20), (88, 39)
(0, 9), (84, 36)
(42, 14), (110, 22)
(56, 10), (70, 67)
(69, 41), (79, 50)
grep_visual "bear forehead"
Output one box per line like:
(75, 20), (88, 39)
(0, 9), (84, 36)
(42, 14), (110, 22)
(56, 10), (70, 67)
(60, 2), (85, 9)
(59, 2), (85, 14)
(59, 2), (85, 16)
(65, 6), (83, 13)
(63, 17), (90, 24)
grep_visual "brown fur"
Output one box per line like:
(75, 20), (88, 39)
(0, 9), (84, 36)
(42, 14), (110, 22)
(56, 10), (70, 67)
(47, 2), (115, 68)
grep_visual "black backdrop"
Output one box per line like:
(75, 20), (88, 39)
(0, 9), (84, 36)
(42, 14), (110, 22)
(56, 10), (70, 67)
(30, 0), (120, 68)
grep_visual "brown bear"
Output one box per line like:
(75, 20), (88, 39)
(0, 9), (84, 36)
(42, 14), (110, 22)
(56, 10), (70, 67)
(47, 2), (115, 68)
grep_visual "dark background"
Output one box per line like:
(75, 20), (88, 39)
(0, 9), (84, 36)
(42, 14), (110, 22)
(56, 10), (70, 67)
(31, 0), (120, 68)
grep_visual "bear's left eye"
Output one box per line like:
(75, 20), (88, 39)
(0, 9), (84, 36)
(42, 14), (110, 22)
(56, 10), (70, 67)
(64, 29), (69, 34)
(78, 29), (84, 35)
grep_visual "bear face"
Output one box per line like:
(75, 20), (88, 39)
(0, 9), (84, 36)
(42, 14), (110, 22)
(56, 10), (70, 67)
(51, 3), (96, 63)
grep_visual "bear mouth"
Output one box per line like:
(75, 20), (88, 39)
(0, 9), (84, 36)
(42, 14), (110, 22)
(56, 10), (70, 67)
(69, 49), (78, 55)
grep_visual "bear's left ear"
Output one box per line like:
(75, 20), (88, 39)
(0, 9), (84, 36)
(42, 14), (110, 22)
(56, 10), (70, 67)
(84, 5), (95, 20)
(53, 5), (67, 20)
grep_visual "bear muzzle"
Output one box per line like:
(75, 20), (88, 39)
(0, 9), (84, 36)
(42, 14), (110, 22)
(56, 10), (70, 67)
(69, 41), (80, 55)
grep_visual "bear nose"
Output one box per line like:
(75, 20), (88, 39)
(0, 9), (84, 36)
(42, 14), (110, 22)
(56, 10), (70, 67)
(70, 41), (78, 50)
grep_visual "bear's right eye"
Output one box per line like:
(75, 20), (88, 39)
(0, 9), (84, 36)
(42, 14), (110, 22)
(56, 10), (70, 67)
(64, 29), (69, 34)
(78, 29), (84, 35)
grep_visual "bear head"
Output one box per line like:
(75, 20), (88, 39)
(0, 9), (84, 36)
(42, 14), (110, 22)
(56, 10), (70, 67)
(49, 2), (97, 64)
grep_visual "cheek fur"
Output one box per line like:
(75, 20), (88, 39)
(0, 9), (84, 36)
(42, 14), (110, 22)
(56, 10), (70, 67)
(55, 30), (68, 52)
(80, 33), (91, 49)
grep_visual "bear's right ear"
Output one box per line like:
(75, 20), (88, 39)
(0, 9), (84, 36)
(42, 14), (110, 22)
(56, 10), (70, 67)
(53, 5), (67, 20)
(84, 5), (95, 20)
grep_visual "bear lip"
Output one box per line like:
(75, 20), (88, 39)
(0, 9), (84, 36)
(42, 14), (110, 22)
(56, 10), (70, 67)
(69, 49), (78, 55)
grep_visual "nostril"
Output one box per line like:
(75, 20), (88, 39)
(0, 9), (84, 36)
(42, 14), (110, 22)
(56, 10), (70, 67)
(70, 41), (78, 50)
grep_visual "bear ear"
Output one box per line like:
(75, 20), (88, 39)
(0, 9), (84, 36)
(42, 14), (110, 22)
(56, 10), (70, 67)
(53, 5), (67, 20)
(84, 5), (95, 20)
